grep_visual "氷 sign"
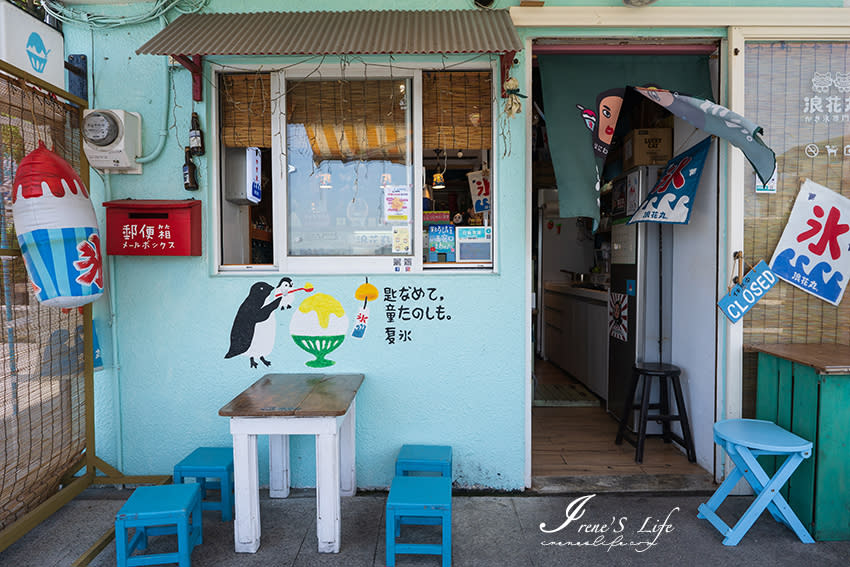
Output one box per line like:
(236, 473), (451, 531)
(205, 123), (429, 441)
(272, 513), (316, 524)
(718, 261), (778, 323)
(769, 179), (850, 305)
(629, 136), (711, 225)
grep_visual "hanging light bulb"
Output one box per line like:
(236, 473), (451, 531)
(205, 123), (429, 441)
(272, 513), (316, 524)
(319, 173), (332, 189)
(432, 172), (446, 189)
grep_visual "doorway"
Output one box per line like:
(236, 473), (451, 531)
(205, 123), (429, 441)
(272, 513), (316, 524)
(529, 40), (721, 491)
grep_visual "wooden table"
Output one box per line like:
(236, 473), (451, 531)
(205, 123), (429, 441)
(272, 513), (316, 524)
(219, 373), (364, 553)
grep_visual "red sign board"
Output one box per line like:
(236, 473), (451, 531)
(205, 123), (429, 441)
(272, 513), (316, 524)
(103, 199), (201, 256)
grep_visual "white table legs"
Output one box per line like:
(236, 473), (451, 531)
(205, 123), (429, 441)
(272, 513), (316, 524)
(340, 400), (356, 497)
(230, 404), (356, 554)
(232, 432), (261, 553)
(269, 434), (290, 498)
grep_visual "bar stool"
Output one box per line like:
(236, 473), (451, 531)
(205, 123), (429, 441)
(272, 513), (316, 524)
(615, 362), (696, 463)
(698, 419), (815, 545)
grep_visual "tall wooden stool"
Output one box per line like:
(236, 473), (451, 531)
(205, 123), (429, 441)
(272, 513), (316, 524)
(615, 362), (696, 463)
(115, 483), (203, 567)
(386, 476), (452, 567)
(698, 419), (815, 545)
(173, 447), (234, 521)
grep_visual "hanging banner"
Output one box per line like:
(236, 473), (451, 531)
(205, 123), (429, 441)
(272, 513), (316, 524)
(629, 136), (711, 225)
(466, 169), (491, 213)
(769, 179), (850, 305)
(633, 86), (776, 185)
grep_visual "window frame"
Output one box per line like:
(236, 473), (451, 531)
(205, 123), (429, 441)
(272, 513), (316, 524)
(211, 58), (499, 275)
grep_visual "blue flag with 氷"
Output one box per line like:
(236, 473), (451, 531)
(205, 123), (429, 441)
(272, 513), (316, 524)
(633, 86), (776, 184)
(629, 136), (711, 225)
(769, 179), (850, 306)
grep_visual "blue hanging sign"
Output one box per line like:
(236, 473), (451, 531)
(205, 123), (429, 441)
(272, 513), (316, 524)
(718, 260), (777, 323)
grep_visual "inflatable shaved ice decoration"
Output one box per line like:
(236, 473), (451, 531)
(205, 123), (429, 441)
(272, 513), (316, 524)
(11, 142), (104, 307)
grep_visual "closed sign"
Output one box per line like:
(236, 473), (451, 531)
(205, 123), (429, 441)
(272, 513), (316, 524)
(718, 260), (777, 323)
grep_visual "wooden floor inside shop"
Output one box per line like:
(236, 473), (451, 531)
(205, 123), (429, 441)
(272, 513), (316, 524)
(532, 358), (715, 491)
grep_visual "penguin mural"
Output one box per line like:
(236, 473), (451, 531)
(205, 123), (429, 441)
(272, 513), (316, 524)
(225, 279), (285, 368)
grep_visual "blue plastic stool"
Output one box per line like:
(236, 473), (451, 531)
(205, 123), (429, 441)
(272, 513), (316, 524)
(115, 484), (203, 567)
(697, 419), (815, 546)
(173, 447), (234, 521)
(395, 444), (453, 477)
(386, 476), (452, 567)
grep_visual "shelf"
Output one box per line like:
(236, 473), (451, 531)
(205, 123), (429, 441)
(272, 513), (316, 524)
(251, 228), (272, 242)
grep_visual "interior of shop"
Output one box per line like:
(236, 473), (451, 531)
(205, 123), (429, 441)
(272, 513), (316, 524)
(530, 40), (722, 489)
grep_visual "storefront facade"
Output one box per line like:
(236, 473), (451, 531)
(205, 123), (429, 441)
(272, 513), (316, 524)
(54, 1), (850, 492)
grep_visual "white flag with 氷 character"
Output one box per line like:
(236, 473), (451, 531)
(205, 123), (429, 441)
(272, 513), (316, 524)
(769, 179), (850, 305)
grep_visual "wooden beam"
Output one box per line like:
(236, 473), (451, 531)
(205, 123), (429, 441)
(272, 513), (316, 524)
(171, 54), (203, 101)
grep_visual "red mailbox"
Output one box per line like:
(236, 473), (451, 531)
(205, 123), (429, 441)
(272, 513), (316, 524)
(103, 199), (201, 256)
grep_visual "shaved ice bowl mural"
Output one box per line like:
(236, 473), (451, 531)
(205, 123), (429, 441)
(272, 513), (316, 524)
(290, 293), (349, 367)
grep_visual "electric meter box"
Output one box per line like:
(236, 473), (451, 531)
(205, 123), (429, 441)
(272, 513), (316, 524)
(82, 109), (143, 174)
(0, 3), (65, 90)
(224, 147), (262, 205)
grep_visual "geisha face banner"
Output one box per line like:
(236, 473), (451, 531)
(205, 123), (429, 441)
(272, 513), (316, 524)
(769, 179), (850, 305)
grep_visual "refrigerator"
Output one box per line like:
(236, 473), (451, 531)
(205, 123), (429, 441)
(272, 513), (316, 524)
(606, 165), (673, 432)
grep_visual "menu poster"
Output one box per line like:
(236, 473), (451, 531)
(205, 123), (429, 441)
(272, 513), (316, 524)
(428, 224), (456, 262)
(392, 226), (411, 254)
(383, 185), (411, 223)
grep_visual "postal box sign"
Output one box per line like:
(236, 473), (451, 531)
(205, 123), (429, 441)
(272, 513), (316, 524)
(103, 199), (201, 256)
(718, 260), (777, 323)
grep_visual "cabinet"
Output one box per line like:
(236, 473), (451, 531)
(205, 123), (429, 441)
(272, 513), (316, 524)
(543, 285), (609, 400)
(751, 344), (850, 541)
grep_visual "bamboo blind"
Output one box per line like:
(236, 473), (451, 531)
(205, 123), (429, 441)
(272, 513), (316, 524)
(286, 78), (408, 163)
(0, 70), (86, 531)
(423, 71), (492, 151)
(220, 72), (271, 148)
(743, 42), (850, 347)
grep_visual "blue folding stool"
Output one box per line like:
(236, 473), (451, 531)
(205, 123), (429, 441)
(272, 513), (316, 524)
(697, 418), (815, 546)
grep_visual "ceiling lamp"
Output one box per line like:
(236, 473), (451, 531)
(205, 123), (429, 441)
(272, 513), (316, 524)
(432, 172), (446, 190)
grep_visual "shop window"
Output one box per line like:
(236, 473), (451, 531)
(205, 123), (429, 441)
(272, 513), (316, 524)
(216, 65), (495, 273)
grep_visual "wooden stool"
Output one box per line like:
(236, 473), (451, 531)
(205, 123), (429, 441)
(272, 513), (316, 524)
(615, 362), (696, 463)
(115, 484), (202, 567)
(386, 476), (452, 567)
(173, 447), (234, 521)
(698, 419), (815, 545)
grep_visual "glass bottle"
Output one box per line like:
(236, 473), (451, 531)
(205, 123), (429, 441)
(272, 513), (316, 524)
(183, 147), (198, 190)
(189, 112), (205, 156)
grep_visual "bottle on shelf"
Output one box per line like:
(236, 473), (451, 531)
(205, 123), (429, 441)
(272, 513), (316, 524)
(183, 146), (199, 190)
(189, 112), (205, 156)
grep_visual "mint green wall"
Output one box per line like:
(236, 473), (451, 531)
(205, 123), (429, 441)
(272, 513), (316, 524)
(65, 1), (530, 490)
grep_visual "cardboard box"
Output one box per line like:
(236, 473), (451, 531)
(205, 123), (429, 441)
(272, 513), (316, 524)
(623, 128), (672, 170)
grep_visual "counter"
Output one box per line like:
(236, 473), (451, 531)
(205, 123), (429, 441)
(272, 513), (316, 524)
(747, 343), (850, 541)
(542, 282), (609, 399)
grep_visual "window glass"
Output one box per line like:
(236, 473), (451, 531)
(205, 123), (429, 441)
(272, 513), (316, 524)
(285, 78), (412, 257)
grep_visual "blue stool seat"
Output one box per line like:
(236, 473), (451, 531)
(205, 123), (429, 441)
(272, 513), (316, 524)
(115, 484), (203, 567)
(697, 418), (815, 546)
(173, 447), (234, 521)
(386, 476), (452, 567)
(395, 444), (453, 477)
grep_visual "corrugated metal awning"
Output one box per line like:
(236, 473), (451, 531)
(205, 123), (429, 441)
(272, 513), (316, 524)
(136, 10), (522, 57)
